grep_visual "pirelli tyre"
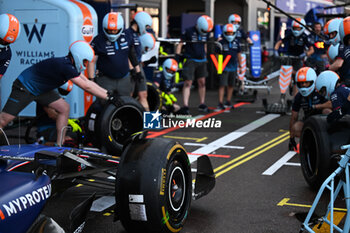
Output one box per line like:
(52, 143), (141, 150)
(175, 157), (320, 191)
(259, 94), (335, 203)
(133, 82), (162, 111)
(300, 115), (350, 189)
(85, 96), (144, 154)
(116, 138), (192, 233)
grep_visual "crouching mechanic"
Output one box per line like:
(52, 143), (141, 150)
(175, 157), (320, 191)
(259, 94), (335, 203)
(0, 41), (113, 146)
(315, 70), (350, 123)
(153, 58), (180, 114)
(289, 67), (332, 150)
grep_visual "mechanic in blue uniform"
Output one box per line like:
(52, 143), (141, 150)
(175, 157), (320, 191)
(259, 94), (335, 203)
(87, 12), (133, 98)
(175, 15), (214, 115)
(228, 14), (253, 45)
(306, 22), (329, 74)
(0, 41), (112, 146)
(216, 23), (241, 111)
(316, 70), (350, 123)
(289, 67), (331, 150)
(0, 14), (20, 79)
(329, 17), (350, 86)
(124, 11), (154, 111)
(153, 58), (180, 114)
(274, 18), (313, 95)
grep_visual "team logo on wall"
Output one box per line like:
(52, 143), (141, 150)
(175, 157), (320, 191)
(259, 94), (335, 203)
(23, 24), (46, 43)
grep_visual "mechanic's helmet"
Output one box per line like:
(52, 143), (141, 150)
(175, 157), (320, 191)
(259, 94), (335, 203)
(139, 32), (155, 53)
(327, 43), (340, 62)
(316, 70), (340, 100)
(69, 40), (95, 74)
(196, 15), (213, 35)
(291, 18), (306, 37)
(295, 67), (317, 97)
(134, 11), (153, 35)
(324, 18), (342, 45)
(58, 80), (73, 96)
(222, 24), (237, 42)
(339, 16), (350, 45)
(228, 14), (241, 30)
(102, 12), (124, 42)
(162, 58), (178, 79)
(0, 14), (20, 48)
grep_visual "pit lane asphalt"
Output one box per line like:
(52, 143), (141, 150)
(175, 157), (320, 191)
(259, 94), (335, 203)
(6, 78), (344, 233)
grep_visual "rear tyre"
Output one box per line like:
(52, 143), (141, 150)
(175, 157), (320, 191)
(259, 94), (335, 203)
(116, 138), (192, 233)
(85, 96), (144, 155)
(299, 115), (342, 189)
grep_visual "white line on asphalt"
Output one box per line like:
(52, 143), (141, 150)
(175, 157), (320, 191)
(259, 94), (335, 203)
(262, 151), (297, 175)
(188, 114), (280, 163)
(184, 142), (245, 149)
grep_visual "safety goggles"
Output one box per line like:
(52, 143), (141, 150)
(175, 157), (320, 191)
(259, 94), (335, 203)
(296, 81), (313, 88)
(292, 27), (302, 31)
(166, 68), (176, 74)
(106, 28), (122, 35)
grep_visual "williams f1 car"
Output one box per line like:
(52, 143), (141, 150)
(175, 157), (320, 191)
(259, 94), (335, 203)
(0, 102), (215, 233)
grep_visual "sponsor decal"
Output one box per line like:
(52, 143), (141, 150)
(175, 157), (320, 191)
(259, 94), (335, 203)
(1, 184), (51, 218)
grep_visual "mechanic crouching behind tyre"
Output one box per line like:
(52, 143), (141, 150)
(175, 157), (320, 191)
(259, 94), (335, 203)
(289, 67), (332, 151)
(316, 70), (350, 123)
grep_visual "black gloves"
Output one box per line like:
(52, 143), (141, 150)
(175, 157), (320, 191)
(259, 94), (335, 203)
(130, 69), (145, 82)
(107, 91), (121, 106)
(143, 56), (157, 66)
(327, 101), (350, 123)
(289, 137), (297, 151)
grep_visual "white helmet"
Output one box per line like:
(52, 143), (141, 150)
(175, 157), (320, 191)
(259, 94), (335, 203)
(324, 18), (343, 46)
(316, 71), (340, 100)
(69, 40), (94, 74)
(228, 14), (241, 30)
(291, 18), (306, 37)
(339, 17), (350, 45)
(102, 12), (124, 42)
(295, 67), (317, 97)
(0, 14), (20, 48)
(139, 32), (155, 54)
(163, 58), (178, 79)
(196, 15), (213, 35)
(327, 43), (340, 62)
(134, 11), (153, 35)
(222, 24), (237, 42)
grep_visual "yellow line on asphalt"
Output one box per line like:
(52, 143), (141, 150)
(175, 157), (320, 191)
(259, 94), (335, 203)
(163, 135), (208, 142)
(215, 135), (290, 177)
(278, 198), (346, 232)
(277, 198), (347, 212)
(214, 131), (290, 174)
(313, 212), (346, 232)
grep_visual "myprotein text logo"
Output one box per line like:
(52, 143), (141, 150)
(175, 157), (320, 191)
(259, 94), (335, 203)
(23, 24), (46, 43)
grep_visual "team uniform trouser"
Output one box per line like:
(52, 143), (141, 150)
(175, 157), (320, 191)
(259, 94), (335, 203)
(219, 71), (237, 86)
(131, 67), (147, 93)
(182, 60), (208, 81)
(3, 79), (61, 116)
(96, 74), (132, 96)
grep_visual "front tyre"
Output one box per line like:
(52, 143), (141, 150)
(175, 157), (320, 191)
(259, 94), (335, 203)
(116, 138), (192, 233)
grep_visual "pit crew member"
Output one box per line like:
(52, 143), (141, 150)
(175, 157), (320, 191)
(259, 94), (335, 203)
(289, 67), (331, 150)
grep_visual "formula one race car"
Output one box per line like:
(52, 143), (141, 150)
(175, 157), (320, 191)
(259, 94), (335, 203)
(0, 131), (215, 233)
